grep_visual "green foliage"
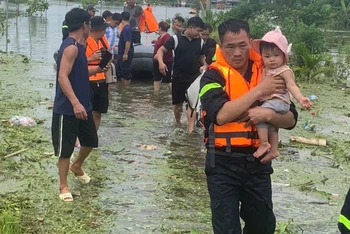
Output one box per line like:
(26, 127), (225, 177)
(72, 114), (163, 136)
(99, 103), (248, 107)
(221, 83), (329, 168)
(0, 210), (21, 234)
(25, 0), (49, 15)
(330, 0), (350, 29)
(247, 13), (272, 39)
(275, 219), (298, 234)
(282, 19), (326, 53)
(81, 0), (97, 9)
(292, 43), (334, 82)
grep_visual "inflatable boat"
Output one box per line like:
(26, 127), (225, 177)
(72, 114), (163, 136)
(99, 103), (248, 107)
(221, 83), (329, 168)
(53, 43), (154, 75)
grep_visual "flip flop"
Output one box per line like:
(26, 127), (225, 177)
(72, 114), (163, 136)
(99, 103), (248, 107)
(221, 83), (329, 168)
(59, 192), (73, 202)
(69, 165), (91, 184)
(74, 171), (91, 184)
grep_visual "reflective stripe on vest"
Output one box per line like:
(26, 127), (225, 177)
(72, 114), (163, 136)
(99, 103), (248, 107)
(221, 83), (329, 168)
(204, 46), (262, 164)
(211, 44), (219, 62)
(85, 35), (110, 81)
(339, 214), (350, 230)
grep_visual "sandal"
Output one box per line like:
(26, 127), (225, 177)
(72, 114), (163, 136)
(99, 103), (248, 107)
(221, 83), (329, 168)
(59, 192), (73, 202)
(76, 172), (91, 184)
(72, 171), (91, 184)
(69, 165), (91, 184)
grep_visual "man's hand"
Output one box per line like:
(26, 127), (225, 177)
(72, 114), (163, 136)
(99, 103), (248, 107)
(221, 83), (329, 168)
(257, 74), (286, 97)
(123, 54), (128, 61)
(73, 102), (87, 120)
(238, 107), (274, 128)
(90, 50), (102, 61)
(159, 62), (168, 76)
(102, 63), (111, 72)
(151, 39), (157, 44)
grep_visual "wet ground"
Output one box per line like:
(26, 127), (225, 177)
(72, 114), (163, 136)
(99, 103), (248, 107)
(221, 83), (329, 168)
(0, 52), (349, 233)
(0, 3), (349, 233)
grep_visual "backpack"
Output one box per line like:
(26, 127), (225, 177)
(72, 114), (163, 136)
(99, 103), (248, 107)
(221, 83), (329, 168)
(185, 70), (206, 122)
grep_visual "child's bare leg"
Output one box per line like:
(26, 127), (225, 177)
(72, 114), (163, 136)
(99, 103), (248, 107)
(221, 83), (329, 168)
(266, 127), (280, 159)
(254, 125), (271, 158)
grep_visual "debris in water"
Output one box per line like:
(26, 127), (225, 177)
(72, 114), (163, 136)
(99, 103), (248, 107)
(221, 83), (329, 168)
(37, 217), (44, 222)
(332, 193), (339, 198)
(290, 136), (327, 146)
(309, 95), (318, 101)
(163, 150), (172, 156)
(9, 116), (36, 126)
(140, 145), (158, 150)
(4, 148), (30, 159)
(302, 120), (316, 131)
(332, 130), (350, 135)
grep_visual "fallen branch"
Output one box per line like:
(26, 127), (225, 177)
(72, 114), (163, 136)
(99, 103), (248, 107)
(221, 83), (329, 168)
(3, 148), (30, 159)
(290, 136), (327, 146)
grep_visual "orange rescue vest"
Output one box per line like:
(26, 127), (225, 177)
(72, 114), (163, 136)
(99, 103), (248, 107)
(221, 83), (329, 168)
(85, 35), (110, 81)
(206, 46), (263, 151)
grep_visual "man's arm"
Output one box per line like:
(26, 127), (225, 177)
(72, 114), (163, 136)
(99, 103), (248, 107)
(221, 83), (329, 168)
(211, 74), (287, 125)
(157, 36), (174, 64)
(123, 28), (132, 59)
(245, 102), (298, 129)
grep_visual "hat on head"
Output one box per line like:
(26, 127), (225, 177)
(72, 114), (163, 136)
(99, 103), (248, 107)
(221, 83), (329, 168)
(90, 16), (109, 30)
(251, 26), (290, 62)
(86, 5), (98, 12)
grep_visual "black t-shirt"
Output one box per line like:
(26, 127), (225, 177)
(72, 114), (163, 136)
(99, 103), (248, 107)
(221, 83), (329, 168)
(200, 67), (299, 150)
(203, 38), (216, 65)
(164, 32), (204, 80)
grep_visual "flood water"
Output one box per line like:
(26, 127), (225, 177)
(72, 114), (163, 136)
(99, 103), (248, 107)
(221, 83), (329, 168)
(0, 2), (346, 233)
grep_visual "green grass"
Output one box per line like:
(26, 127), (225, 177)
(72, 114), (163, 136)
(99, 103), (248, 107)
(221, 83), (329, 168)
(0, 210), (21, 234)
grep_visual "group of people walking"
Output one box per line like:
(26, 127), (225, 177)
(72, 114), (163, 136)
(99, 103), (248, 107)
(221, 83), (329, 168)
(52, 4), (350, 234)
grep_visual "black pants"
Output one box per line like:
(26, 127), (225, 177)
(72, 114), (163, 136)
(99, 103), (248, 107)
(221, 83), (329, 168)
(133, 30), (141, 44)
(205, 153), (276, 234)
(339, 188), (350, 234)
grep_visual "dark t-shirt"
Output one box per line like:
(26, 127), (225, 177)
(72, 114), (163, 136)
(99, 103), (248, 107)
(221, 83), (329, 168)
(164, 32), (204, 80)
(118, 24), (134, 56)
(124, 5), (143, 30)
(153, 33), (173, 62)
(200, 67), (299, 152)
(203, 38), (216, 65)
(53, 37), (92, 115)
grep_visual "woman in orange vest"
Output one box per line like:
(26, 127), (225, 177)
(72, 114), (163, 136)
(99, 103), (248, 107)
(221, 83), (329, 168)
(199, 19), (298, 234)
(85, 16), (110, 131)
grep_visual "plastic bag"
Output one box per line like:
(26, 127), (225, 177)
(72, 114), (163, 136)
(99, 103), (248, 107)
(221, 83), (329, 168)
(9, 116), (37, 127)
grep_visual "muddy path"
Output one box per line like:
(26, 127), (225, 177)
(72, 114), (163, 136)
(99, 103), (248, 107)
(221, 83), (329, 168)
(0, 53), (349, 233)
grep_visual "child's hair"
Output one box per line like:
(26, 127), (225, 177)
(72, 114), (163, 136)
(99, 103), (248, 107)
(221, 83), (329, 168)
(260, 41), (280, 54)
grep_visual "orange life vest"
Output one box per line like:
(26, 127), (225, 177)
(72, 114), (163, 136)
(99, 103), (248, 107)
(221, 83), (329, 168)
(206, 46), (263, 150)
(85, 35), (110, 81)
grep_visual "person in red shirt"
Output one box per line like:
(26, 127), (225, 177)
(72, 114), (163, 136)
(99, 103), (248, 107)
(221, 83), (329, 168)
(152, 22), (173, 91)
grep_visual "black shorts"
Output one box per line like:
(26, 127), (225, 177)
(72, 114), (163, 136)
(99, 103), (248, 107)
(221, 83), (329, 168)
(117, 54), (133, 80)
(51, 111), (98, 158)
(90, 81), (109, 113)
(153, 61), (173, 83)
(172, 77), (196, 105)
(132, 31), (141, 44)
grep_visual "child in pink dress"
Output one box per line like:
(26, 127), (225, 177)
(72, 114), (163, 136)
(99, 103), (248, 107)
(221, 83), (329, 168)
(251, 27), (311, 159)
